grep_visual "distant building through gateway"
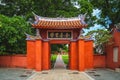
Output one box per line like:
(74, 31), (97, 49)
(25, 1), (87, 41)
(26, 14), (94, 71)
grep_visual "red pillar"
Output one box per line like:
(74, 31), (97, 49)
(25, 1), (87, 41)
(85, 40), (94, 69)
(27, 40), (35, 69)
(35, 39), (42, 71)
(78, 39), (85, 71)
(42, 40), (50, 70)
(69, 40), (78, 70)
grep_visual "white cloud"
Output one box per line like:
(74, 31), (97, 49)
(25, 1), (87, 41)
(83, 24), (105, 35)
(92, 9), (101, 19)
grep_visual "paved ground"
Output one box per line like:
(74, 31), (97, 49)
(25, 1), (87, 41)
(1, 68), (120, 80)
(25, 55), (93, 80)
(0, 68), (34, 80)
(1, 55), (120, 80)
(27, 69), (92, 80)
(86, 68), (120, 80)
(54, 54), (66, 69)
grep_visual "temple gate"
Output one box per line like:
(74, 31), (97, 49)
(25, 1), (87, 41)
(26, 14), (94, 71)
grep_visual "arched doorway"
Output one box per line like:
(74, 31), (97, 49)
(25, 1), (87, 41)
(26, 14), (94, 71)
(50, 43), (69, 69)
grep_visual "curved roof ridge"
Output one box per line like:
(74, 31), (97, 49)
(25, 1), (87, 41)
(40, 16), (79, 21)
(32, 12), (87, 29)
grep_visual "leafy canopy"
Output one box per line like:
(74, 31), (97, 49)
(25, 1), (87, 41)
(1, 0), (119, 54)
(86, 29), (112, 54)
(0, 14), (33, 54)
(89, 0), (120, 30)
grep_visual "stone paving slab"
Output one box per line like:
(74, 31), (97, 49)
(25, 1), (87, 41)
(27, 69), (93, 80)
(0, 68), (34, 80)
(85, 68), (120, 80)
(1, 68), (120, 80)
(54, 55), (66, 69)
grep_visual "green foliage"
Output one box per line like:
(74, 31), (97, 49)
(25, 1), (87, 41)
(51, 44), (68, 54)
(0, 0), (94, 22)
(51, 54), (57, 68)
(1, 0), (119, 30)
(86, 29), (112, 54)
(89, 0), (120, 30)
(62, 55), (69, 65)
(86, 29), (112, 45)
(0, 14), (33, 54)
(1, 0), (117, 54)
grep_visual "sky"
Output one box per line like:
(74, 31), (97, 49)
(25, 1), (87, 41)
(83, 24), (105, 35)
(83, 9), (105, 35)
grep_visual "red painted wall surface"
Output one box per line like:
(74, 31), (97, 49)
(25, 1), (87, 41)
(93, 55), (106, 68)
(27, 41), (35, 69)
(85, 41), (94, 69)
(105, 29), (120, 69)
(35, 40), (42, 71)
(0, 54), (106, 69)
(42, 41), (50, 70)
(78, 39), (85, 71)
(69, 41), (78, 70)
(0, 55), (27, 68)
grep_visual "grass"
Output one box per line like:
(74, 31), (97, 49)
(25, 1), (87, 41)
(62, 54), (69, 65)
(51, 54), (57, 68)
(50, 54), (69, 68)
(51, 54), (57, 62)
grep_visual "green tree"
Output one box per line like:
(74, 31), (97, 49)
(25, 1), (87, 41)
(0, 14), (33, 54)
(0, 0), (93, 20)
(86, 29), (112, 54)
(51, 44), (68, 54)
(89, 0), (120, 30)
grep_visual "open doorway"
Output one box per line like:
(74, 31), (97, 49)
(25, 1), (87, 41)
(50, 44), (69, 69)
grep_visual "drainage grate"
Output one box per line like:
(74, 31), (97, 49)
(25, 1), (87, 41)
(19, 74), (27, 77)
(94, 74), (101, 77)
(42, 72), (48, 74)
(72, 72), (79, 74)
(91, 69), (96, 71)
(88, 71), (95, 74)
(26, 71), (32, 74)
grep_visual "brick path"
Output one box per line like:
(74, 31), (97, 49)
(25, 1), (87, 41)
(27, 69), (93, 80)
(27, 54), (93, 80)
(54, 54), (66, 69)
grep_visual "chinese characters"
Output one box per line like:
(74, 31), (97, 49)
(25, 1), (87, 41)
(48, 32), (71, 39)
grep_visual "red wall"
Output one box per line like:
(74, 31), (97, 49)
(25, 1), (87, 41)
(69, 41), (78, 70)
(0, 54), (27, 68)
(27, 41), (35, 69)
(105, 29), (120, 69)
(0, 54), (106, 69)
(93, 55), (106, 68)
(85, 41), (94, 69)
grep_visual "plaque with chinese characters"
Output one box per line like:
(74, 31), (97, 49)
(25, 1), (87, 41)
(48, 31), (72, 39)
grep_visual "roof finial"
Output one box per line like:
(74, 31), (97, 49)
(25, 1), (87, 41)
(25, 32), (35, 40)
(78, 13), (87, 25)
(32, 12), (41, 24)
(35, 28), (42, 39)
(78, 29), (84, 39)
(115, 23), (120, 31)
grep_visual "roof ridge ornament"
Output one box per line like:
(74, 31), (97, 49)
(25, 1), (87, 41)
(35, 28), (42, 39)
(39, 16), (79, 21)
(78, 29), (84, 39)
(78, 29), (93, 40)
(25, 32), (35, 40)
(115, 23), (120, 31)
(32, 12), (41, 24)
(78, 13), (87, 25)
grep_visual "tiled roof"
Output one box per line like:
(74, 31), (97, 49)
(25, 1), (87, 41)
(32, 16), (87, 29)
